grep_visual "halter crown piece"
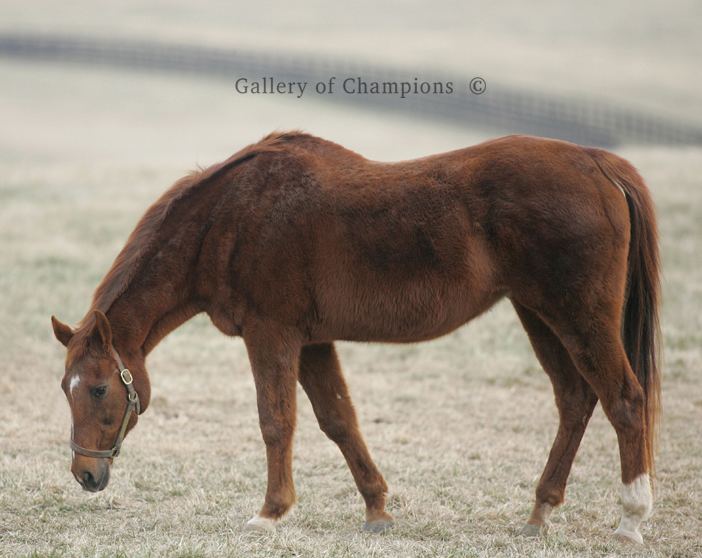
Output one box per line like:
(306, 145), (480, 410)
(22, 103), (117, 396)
(70, 346), (141, 459)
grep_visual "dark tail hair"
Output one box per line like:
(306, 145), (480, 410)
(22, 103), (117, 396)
(587, 148), (661, 475)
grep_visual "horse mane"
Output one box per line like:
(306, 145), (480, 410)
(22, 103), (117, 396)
(84, 130), (311, 325)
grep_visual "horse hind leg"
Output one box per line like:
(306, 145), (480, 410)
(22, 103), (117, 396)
(298, 343), (393, 532)
(533, 304), (653, 544)
(561, 326), (652, 543)
(513, 302), (598, 537)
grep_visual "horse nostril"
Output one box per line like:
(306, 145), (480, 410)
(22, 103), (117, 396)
(82, 471), (96, 488)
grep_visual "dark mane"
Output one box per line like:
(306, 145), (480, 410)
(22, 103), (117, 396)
(84, 131), (308, 324)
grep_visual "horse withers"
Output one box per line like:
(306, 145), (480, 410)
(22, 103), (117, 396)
(52, 132), (660, 543)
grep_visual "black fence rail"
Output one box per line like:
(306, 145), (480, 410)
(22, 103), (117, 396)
(2, 32), (701, 147)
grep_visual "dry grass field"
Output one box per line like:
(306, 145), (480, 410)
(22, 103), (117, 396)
(1, 10), (701, 551)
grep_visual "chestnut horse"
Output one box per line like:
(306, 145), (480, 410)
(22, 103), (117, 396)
(52, 132), (660, 543)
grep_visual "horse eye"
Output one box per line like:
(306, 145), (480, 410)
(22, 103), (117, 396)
(91, 385), (108, 399)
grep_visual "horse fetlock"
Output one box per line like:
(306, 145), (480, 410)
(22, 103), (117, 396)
(521, 501), (553, 538)
(261, 490), (296, 519)
(621, 473), (652, 519)
(360, 481), (388, 509)
(365, 507), (393, 521)
(534, 485), (564, 509)
(614, 473), (652, 544)
(530, 502), (554, 524)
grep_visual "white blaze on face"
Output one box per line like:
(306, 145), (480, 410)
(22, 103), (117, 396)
(69, 374), (80, 397)
(68, 375), (80, 442)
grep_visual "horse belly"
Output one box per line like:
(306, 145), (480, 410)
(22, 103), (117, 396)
(313, 227), (502, 343)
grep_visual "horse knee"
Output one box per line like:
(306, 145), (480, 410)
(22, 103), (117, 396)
(259, 421), (293, 447)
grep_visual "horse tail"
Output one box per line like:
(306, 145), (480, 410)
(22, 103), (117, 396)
(587, 148), (662, 476)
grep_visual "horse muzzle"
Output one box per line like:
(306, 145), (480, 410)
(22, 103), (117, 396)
(72, 458), (111, 492)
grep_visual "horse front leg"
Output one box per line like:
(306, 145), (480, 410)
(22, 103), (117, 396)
(243, 322), (302, 531)
(298, 343), (393, 532)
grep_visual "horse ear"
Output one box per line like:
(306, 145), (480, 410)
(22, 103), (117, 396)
(91, 309), (113, 349)
(51, 315), (74, 347)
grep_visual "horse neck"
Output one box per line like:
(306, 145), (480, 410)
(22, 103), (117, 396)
(105, 278), (201, 359)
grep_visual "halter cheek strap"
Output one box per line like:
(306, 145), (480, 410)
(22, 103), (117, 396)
(70, 347), (141, 459)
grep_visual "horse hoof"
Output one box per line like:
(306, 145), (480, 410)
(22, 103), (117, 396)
(246, 515), (277, 532)
(613, 527), (643, 545)
(519, 523), (545, 538)
(363, 519), (394, 533)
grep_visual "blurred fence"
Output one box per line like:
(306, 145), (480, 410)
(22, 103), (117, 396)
(2, 32), (701, 147)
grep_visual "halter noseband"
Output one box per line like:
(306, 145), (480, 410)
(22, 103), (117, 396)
(70, 347), (141, 459)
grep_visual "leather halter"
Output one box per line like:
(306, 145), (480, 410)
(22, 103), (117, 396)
(70, 347), (141, 459)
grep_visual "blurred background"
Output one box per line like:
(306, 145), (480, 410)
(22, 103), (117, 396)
(2, 0), (702, 168)
(1, 2), (701, 556)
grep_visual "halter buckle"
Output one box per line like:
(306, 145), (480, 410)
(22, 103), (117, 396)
(120, 368), (133, 385)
